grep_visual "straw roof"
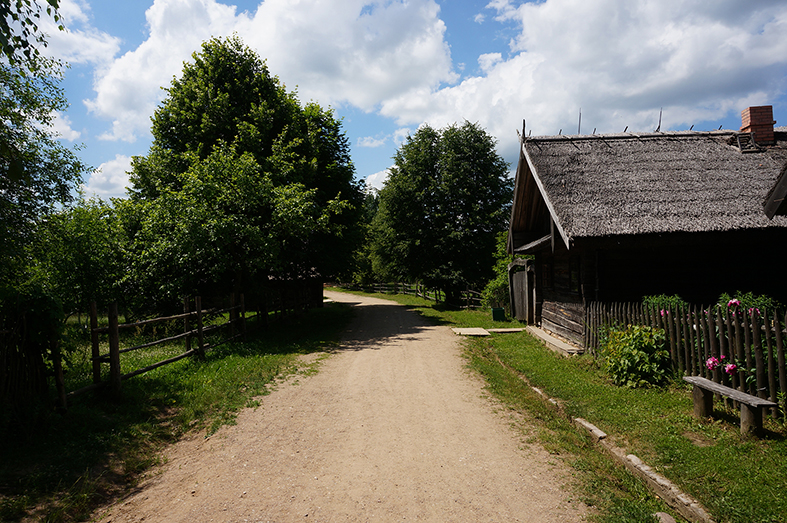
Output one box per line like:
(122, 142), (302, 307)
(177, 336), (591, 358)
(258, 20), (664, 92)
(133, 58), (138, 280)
(510, 129), (787, 250)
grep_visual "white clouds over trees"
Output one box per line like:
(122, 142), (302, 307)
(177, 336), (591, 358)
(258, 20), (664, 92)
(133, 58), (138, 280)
(45, 0), (787, 194)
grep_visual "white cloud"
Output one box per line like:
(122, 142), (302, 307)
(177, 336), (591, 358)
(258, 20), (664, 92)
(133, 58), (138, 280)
(358, 135), (387, 148)
(478, 52), (502, 74)
(51, 111), (81, 141)
(366, 168), (390, 190)
(41, 0), (121, 66)
(393, 127), (411, 145)
(380, 0), (787, 161)
(77, 0), (455, 144)
(82, 154), (132, 198)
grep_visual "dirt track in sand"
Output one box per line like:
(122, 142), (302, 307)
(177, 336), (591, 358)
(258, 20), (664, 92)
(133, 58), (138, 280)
(95, 290), (587, 522)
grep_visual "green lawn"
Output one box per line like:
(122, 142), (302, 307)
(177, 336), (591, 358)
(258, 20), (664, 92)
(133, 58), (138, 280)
(337, 287), (787, 523)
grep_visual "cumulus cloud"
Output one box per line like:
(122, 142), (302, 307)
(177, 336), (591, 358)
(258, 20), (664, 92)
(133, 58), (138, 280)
(50, 112), (81, 141)
(41, 0), (120, 66)
(365, 168), (390, 190)
(71, 0), (455, 144)
(382, 0), (787, 159)
(83, 154), (132, 198)
(358, 135), (387, 148)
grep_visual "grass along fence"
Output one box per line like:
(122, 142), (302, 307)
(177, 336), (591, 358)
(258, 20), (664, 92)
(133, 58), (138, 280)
(352, 282), (482, 309)
(57, 285), (320, 409)
(585, 301), (787, 416)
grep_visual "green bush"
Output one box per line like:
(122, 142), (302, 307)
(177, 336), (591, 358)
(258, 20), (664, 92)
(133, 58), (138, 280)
(717, 291), (784, 316)
(642, 294), (688, 311)
(602, 325), (670, 388)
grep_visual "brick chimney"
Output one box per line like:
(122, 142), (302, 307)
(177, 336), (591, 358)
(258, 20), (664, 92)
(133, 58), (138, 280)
(741, 105), (775, 144)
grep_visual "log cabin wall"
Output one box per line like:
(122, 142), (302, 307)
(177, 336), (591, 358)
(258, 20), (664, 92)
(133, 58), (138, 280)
(536, 248), (589, 346)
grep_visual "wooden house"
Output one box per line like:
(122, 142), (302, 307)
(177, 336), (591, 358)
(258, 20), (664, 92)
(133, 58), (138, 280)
(507, 106), (787, 347)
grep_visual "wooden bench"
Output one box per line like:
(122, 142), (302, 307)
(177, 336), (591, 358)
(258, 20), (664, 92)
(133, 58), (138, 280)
(683, 376), (777, 436)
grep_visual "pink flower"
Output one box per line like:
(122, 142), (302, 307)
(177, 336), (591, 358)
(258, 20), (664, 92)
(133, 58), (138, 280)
(748, 307), (760, 318)
(724, 363), (737, 376)
(727, 299), (741, 308)
(660, 309), (669, 317)
(706, 357), (720, 370)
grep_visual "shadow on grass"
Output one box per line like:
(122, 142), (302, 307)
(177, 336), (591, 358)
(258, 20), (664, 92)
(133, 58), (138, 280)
(0, 302), (354, 523)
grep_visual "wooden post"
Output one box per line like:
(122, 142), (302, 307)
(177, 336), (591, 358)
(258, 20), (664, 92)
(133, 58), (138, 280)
(230, 293), (236, 338)
(763, 310), (778, 416)
(751, 311), (766, 399)
(51, 339), (67, 410)
(108, 302), (121, 394)
(240, 294), (247, 341)
(775, 312), (787, 417)
(184, 296), (191, 353)
(733, 310), (745, 392)
(90, 301), (101, 384)
(195, 296), (206, 360)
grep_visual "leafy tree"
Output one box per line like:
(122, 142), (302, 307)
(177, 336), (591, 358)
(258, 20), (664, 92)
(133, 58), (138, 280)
(29, 197), (125, 315)
(0, 0), (62, 69)
(370, 121), (512, 303)
(126, 36), (363, 309)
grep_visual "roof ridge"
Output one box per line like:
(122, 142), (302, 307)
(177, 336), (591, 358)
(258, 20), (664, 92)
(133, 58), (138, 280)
(527, 130), (737, 142)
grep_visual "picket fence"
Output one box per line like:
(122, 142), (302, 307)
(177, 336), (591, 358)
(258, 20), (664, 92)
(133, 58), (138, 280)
(585, 302), (787, 416)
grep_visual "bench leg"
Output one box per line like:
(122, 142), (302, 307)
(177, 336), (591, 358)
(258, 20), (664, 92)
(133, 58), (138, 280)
(692, 385), (713, 418)
(740, 404), (763, 437)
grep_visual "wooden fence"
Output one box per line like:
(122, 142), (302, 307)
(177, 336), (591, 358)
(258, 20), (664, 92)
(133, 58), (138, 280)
(585, 302), (787, 416)
(54, 284), (320, 409)
(355, 283), (482, 309)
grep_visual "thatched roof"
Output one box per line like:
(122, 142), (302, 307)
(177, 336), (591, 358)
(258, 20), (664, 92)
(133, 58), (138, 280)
(509, 128), (787, 252)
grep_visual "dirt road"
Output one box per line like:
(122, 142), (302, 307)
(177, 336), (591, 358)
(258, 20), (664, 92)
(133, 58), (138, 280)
(96, 291), (587, 522)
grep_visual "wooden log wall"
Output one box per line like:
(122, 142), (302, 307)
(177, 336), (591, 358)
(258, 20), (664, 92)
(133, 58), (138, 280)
(585, 302), (787, 417)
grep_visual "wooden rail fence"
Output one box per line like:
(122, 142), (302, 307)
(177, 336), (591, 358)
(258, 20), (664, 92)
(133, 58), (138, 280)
(585, 302), (787, 416)
(352, 283), (482, 309)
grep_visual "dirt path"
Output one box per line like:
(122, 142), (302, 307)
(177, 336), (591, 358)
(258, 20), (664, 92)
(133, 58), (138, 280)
(96, 291), (587, 522)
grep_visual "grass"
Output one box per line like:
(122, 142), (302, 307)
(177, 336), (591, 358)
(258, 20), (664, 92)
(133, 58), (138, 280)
(0, 302), (354, 522)
(336, 287), (787, 523)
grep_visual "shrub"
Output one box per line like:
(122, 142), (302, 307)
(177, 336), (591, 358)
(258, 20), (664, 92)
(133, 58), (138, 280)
(717, 291), (784, 316)
(642, 294), (688, 311)
(601, 325), (670, 388)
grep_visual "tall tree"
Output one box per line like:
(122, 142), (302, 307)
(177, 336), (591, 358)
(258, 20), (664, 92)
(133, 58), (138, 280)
(126, 36), (362, 309)
(370, 121), (512, 303)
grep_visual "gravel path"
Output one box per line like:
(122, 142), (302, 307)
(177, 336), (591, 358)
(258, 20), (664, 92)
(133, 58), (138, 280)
(96, 291), (587, 522)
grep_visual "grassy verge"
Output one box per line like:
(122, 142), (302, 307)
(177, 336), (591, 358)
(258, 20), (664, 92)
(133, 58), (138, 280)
(0, 302), (354, 522)
(336, 287), (787, 523)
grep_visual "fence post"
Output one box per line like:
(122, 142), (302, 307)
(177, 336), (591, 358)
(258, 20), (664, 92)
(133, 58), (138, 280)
(184, 296), (191, 353)
(195, 296), (206, 360)
(90, 301), (101, 384)
(240, 294), (247, 341)
(108, 302), (121, 394)
(51, 338), (67, 410)
(775, 311), (787, 417)
(230, 293), (236, 338)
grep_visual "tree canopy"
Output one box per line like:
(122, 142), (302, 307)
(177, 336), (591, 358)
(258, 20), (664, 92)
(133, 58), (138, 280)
(370, 121), (512, 302)
(125, 36), (363, 310)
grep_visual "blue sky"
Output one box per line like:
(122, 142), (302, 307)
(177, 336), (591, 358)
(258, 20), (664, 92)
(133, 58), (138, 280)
(40, 0), (787, 198)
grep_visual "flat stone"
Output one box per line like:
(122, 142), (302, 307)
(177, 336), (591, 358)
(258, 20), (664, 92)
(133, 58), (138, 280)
(451, 327), (490, 336)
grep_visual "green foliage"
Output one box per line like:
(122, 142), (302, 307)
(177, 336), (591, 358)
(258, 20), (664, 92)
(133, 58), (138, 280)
(602, 325), (670, 388)
(125, 36), (363, 311)
(642, 294), (688, 311)
(717, 290), (784, 315)
(481, 231), (529, 314)
(28, 197), (125, 315)
(0, 0), (62, 69)
(0, 62), (88, 284)
(369, 121), (511, 302)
